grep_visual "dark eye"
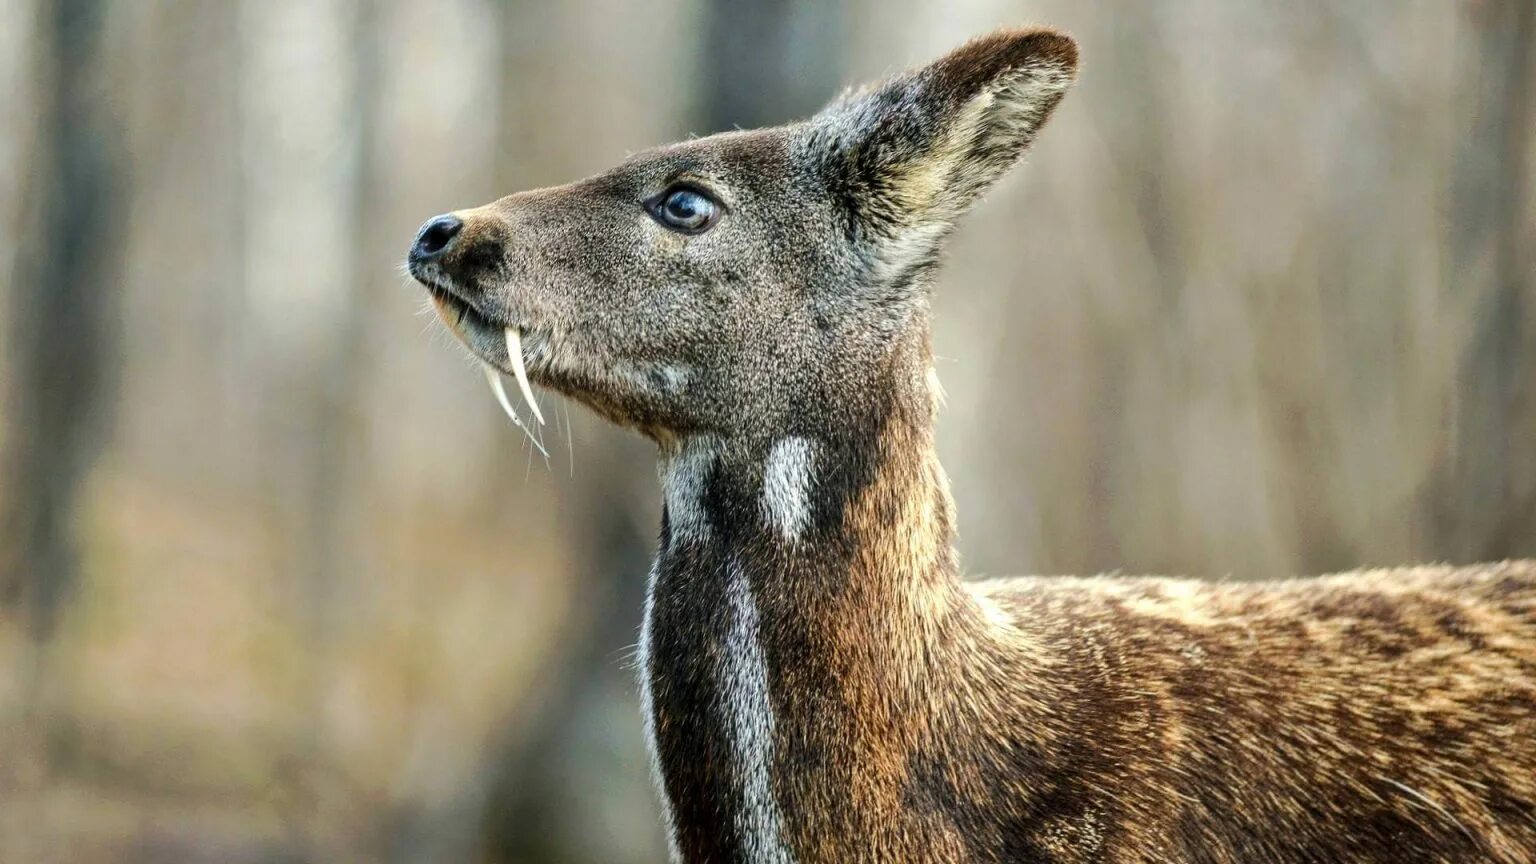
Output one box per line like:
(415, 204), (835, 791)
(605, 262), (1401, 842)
(647, 185), (721, 234)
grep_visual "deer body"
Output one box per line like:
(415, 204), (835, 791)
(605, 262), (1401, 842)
(408, 28), (1536, 863)
(641, 365), (1536, 862)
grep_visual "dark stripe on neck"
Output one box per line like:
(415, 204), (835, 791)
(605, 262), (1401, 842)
(646, 530), (749, 862)
(645, 345), (950, 861)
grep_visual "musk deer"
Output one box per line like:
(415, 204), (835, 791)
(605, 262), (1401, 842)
(407, 27), (1536, 864)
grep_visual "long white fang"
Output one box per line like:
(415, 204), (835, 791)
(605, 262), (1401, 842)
(483, 364), (550, 458)
(504, 327), (545, 425)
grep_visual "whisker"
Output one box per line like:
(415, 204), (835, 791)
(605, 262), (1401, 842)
(532, 395), (549, 473)
(525, 432), (535, 482)
(614, 639), (642, 669)
(483, 365), (549, 459)
(564, 399), (575, 477)
(530, 395), (552, 472)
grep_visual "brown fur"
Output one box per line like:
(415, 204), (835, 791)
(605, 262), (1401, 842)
(787, 395), (1536, 861)
(408, 27), (1536, 863)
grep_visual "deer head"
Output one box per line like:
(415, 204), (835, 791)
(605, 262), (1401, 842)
(407, 28), (1078, 449)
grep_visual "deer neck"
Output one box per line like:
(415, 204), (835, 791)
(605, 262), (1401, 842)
(639, 352), (1040, 861)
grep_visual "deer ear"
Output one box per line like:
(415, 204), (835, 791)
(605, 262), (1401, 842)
(812, 28), (1078, 228)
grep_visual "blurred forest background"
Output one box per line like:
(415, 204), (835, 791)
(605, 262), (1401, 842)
(0, 0), (1532, 861)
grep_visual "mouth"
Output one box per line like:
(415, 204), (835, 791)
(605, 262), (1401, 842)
(415, 272), (549, 452)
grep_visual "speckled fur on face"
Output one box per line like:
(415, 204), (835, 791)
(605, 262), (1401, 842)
(412, 27), (1536, 864)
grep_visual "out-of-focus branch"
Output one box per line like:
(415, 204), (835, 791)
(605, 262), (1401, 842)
(0, 0), (123, 641)
(1435, 0), (1535, 561)
(700, 0), (844, 131)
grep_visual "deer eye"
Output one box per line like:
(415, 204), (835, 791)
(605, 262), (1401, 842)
(647, 185), (721, 234)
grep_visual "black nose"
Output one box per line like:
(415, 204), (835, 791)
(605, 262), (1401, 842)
(411, 214), (463, 263)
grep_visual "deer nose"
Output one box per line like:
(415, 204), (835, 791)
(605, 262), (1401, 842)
(410, 214), (463, 264)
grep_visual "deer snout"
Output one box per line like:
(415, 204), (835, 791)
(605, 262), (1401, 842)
(409, 213), (463, 265)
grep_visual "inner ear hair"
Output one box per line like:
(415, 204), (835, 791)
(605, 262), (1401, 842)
(813, 27), (1079, 226)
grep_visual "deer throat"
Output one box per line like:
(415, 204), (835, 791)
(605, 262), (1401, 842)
(636, 402), (984, 860)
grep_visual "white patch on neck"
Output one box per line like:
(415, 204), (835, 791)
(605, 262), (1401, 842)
(721, 559), (795, 862)
(660, 437), (716, 544)
(635, 562), (685, 854)
(637, 561), (682, 862)
(655, 364), (689, 394)
(762, 437), (817, 542)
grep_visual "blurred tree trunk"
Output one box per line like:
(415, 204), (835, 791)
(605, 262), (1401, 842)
(0, 0), (123, 641)
(700, 0), (845, 131)
(474, 495), (652, 864)
(1433, 0), (1535, 561)
(1088, 7), (1197, 575)
(236, 0), (379, 858)
(306, 0), (383, 857)
(294, 0), (380, 655)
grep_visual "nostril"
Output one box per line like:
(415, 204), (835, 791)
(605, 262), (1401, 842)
(413, 214), (463, 261)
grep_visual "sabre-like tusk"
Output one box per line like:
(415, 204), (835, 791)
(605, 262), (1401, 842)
(483, 364), (549, 458)
(504, 326), (545, 425)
